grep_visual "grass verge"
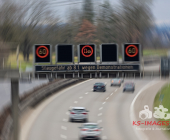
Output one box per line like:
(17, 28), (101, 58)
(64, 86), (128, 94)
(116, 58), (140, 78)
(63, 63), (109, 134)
(153, 83), (170, 137)
(143, 49), (167, 56)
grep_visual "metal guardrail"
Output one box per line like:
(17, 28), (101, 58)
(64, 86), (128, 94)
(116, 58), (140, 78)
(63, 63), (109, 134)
(1, 79), (82, 140)
(1, 116), (12, 140)
(19, 79), (78, 111)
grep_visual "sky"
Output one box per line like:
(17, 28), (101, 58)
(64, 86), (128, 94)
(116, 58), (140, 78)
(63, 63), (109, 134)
(152, 0), (170, 25)
(52, 0), (170, 26)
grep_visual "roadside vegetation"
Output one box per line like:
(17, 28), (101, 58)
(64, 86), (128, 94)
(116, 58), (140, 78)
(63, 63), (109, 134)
(1, 0), (165, 70)
(154, 83), (170, 137)
(143, 49), (168, 57)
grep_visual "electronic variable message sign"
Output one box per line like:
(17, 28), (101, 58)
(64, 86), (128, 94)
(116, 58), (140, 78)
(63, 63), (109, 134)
(123, 43), (140, 62)
(56, 44), (74, 63)
(78, 44), (96, 63)
(34, 44), (51, 63)
(35, 64), (140, 72)
(100, 44), (118, 62)
(161, 57), (169, 72)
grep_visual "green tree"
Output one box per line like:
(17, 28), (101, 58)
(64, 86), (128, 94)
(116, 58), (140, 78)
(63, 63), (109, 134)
(82, 0), (94, 23)
(75, 19), (96, 43)
(97, 0), (117, 43)
(120, 0), (153, 56)
(120, 0), (153, 42)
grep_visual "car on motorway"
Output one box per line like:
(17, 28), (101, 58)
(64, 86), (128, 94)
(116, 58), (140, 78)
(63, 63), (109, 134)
(93, 82), (106, 92)
(69, 107), (89, 122)
(79, 123), (102, 140)
(119, 78), (124, 83)
(123, 82), (135, 93)
(110, 79), (121, 87)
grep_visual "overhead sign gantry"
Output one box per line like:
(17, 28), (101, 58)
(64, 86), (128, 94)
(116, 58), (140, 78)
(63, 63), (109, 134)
(33, 43), (141, 73)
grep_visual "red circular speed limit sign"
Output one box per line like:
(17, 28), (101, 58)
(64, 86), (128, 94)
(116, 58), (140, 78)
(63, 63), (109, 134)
(81, 45), (93, 57)
(125, 45), (138, 57)
(36, 46), (49, 58)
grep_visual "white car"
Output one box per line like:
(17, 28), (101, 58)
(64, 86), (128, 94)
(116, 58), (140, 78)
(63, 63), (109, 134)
(69, 107), (89, 122)
(79, 123), (102, 140)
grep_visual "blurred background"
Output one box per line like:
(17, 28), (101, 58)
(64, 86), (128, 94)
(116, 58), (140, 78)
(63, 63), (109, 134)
(0, 0), (169, 71)
(0, 1), (170, 140)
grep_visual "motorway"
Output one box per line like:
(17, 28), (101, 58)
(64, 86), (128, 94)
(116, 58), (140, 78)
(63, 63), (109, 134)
(20, 78), (169, 140)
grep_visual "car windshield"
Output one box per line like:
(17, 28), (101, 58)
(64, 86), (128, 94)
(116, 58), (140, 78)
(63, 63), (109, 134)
(73, 109), (85, 112)
(95, 83), (104, 86)
(125, 84), (133, 87)
(83, 124), (98, 129)
(113, 79), (119, 82)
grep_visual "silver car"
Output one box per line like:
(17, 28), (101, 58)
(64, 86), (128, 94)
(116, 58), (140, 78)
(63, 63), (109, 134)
(110, 79), (121, 87)
(69, 107), (89, 122)
(79, 123), (102, 140)
(119, 78), (124, 83)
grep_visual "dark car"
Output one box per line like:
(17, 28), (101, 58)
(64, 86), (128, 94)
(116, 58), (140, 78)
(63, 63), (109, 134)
(123, 82), (135, 93)
(93, 83), (106, 92)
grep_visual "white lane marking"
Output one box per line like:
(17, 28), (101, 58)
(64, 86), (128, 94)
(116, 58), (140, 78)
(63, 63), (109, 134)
(102, 136), (107, 139)
(130, 80), (159, 140)
(74, 101), (78, 104)
(85, 92), (88, 94)
(91, 89), (93, 91)
(97, 120), (102, 123)
(69, 106), (72, 109)
(20, 79), (93, 140)
(61, 126), (67, 130)
(63, 118), (67, 122)
(106, 97), (109, 100)
(99, 107), (103, 110)
(79, 96), (83, 99)
(115, 89), (117, 92)
(103, 102), (106, 105)
(60, 134), (67, 139)
(66, 112), (69, 115)
(98, 113), (102, 116)
(110, 93), (113, 96)
(105, 82), (107, 85)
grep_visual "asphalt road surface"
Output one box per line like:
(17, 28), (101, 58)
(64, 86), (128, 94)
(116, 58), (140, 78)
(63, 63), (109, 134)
(20, 78), (169, 140)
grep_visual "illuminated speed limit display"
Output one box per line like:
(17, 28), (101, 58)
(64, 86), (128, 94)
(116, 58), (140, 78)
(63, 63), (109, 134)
(123, 44), (140, 62)
(79, 44), (96, 62)
(34, 44), (51, 63)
